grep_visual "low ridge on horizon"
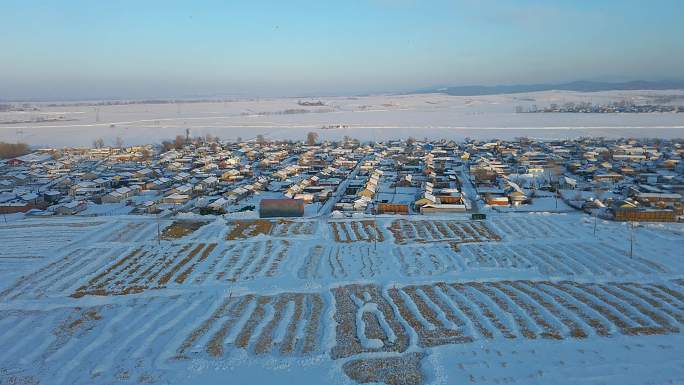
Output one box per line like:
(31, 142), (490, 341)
(414, 79), (684, 97)
(4, 79), (684, 103)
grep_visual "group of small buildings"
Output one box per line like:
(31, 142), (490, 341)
(0, 139), (360, 219)
(332, 141), (468, 215)
(465, 137), (684, 222)
(2, 137), (682, 222)
(519, 101), (684, 114)
(0, 146), (157, 216)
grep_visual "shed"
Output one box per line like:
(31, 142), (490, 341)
(420, 203), (466, 214)
(377, 202), (410, 214)
(614, 208), (675, 222)
(259, 199), (304, 218)
(163, 193), (191, 205)
(54, 201), (87, 215)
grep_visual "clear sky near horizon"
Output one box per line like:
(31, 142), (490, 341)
(2, 0), (683, 99)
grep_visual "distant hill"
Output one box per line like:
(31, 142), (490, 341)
(414, 80), (684, 96)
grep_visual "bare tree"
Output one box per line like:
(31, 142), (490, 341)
(140, 148), (153, 161)
(115, 136), (124, 149)
(210, 140), (220, 152)
(599, 149), (612, 162)
(306, 131), (319, 146)
(592, 183), (604, 237)
(593, 182), (604, 202)
(0, 142), (30, 159)
(573, 190), (583, 202)
(174, 135), (185, 149)
(161, 140), (174, 152)
(93, 138), (105, 149)
(546, 159), (563, 208)
(628, 221), (637, 258)
(471, 168), (496, 185)
(256, 134), (265, 144)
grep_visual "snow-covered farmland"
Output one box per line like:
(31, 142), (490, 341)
(2, 90), (684, 147)
(1, 212), (684, 384)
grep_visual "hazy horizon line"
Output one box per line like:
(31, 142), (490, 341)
(2, 78), (684, 104)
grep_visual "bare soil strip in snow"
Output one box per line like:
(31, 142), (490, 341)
(331, 280), (684, 353)
(271, 219), (316, 237)
(388, 285), (474, 347)
(389, 219), (500, 245)
(70, 243), (220, 296)
(330, 279), (684, 384)
(176, 292), (324, 358)
(330, 220), (386, 243)
(225, 220), (274, 240)
(0, 247), (128, 300)
(1, 214), (683, 385)
(489, 216), (585, 240)
(0, 219), (104, 260)
(298, 243), (382, 279)
(392, 244), (463, 277)
(160, 220), (210, 240)
(331, 284), (411, 359)
(459, 241), (668, 278)
(0, 220), (105, 229)
(213, 240), (291, 282)
(60, 240), (292, 296)
(0, 293), (215, 384)
(343, 352), (425, 385)
(1, 279), (683, 385)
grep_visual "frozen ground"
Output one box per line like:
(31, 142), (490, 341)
(2, 90), (684, 147)
(1, 212), (684, 385)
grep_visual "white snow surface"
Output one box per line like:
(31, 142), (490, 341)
(2, 90), (684, 147)
(0, 212), (683, 385)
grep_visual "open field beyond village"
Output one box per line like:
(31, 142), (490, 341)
(3, 90), (684, 147)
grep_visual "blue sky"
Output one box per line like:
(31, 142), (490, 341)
(2, 0), (683, 99)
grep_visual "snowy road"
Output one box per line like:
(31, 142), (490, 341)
(459, 163), (479, 212)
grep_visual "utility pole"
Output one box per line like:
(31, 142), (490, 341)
(555, 180), (558, 210)
(629, 221), (636, 258)
(373, 190), (378, 253)
(156, 211), (161, 245)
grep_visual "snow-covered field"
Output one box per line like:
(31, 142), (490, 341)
(2, 90), (684, 147)
(1, 212), (684, 385)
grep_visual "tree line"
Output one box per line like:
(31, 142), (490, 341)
(0, 142), (30, 159)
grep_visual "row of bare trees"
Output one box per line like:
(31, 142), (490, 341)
(0, 142), (30, 159)
(154, 131), (327, 149)
(92, 137), (125, 149)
